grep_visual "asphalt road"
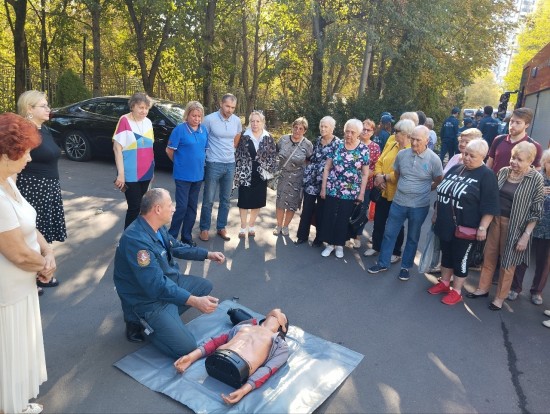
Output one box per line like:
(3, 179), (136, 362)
(35, 157), (550, 413)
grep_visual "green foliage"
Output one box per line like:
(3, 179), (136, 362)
(464, 72), (502, 109)
(504, 0), (550, 104)
(54, 69), (91, 106)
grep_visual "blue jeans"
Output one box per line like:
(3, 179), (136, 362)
(169, 180), (202, 242)
(199, 161), (235, 231)
(138, 275), (213, 359)
(378, 202), (430, 269)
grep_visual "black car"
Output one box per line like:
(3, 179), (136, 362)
(47, 96), (184, 168)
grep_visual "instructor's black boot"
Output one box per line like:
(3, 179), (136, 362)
(126, 322), (144, 343)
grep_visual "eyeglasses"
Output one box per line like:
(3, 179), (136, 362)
(33, 104), (50, 109)
(363, 128), (374, 132)
(394, 129), (401, 133)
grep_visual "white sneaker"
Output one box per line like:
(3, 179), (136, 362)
(353, 239), (361, 249)
(390, 255), (401, 264)
(335, 246), (344, 258)
(543, 320), (550, 328)
(281, 226), (289, 236)
(363, 248), (378, 257)
(322, 245), (334, 257)
(273, 226), (281, 235)
(544, 309), (550, 317)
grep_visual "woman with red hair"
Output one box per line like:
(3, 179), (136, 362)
(0, 113), (56, 414)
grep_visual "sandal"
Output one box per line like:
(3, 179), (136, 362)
(248, 227), (256, 237)
(238, 228), (246, 238)
(37, 277), (59, 288)
(22, 403), (43, 414)
(37, 286), (44, 296)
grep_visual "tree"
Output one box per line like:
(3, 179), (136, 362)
(4, 0), (28, 102)
(201, 0), (216, 111)
(504, 0), (550, 103)
(463, 72), (502, 109)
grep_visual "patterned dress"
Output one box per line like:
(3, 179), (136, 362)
(275, 135), (313, 211)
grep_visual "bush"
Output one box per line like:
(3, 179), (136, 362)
(54, 69), (91, 107)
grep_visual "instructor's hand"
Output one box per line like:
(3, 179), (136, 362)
(188, 295), (219, 314)
(207, 251), (225, 264)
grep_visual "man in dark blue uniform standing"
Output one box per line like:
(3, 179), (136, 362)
(114, 188), (225, 358)
(477, 105), (501, 148)
(439, 107), (460, 163)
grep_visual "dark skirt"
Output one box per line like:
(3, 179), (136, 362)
(238, 161), (267, 209)
(17, 173), (67, 243)
(320, 195), (355, 246)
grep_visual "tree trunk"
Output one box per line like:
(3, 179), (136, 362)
(89, 1), (102, 96)
(125, 0), (171, 96)
(247, 0), (261, 117)
(241, 1), (249, 119)
(358, 41), (373, 96)
(202, 0), (217, 112)
(310, 0), (325, 105)
(5, 0), (28, 104)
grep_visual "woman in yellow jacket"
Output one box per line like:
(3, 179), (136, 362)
(364, 119), (414, 261)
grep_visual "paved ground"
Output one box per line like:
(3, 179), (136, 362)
(35, 157), (550, 413)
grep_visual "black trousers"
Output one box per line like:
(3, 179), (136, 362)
(320, 196), (355, 246)
(296, 193), (325, 242)
(124, 180), (150, 229)
(372, 196), (404, 256)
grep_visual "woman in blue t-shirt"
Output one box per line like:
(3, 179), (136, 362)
(166, 101), (208, 246)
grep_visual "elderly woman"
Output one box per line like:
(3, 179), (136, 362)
(364, 119), (415, 261)
(0, 113), (56, 414)
(468, 142), (544, 310)
(510, 149), (550, 305)
(319, 119), (369, 258)
(351, 118), (380, 248)
(113, 92), (155, 229)
(427, 128), (484, 273)
(427, 140), (500, 305)
(16, 90), (66, 294)
(273, 117), (313, 236)
(234, 111), (277, 238)
(166, 101), (207, 246)
(295, 116), (340, 245)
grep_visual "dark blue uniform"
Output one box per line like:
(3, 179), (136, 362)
(477, 115), (501, 147)
(439, 115), (459, 162)
(375, 129), (391, 152)
(114, 216), (213, 358)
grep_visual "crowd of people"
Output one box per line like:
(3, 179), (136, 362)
(1, 90), (549, 413)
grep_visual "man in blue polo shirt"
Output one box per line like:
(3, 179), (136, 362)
(368, 125), (443, 281)
(199, 94), (242, 241)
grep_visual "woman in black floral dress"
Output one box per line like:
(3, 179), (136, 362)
(234, 111), (277, 237)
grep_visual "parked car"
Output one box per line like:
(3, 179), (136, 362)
(47, 96), (185, 169)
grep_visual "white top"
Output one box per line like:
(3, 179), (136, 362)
(0, 177), (40, 306)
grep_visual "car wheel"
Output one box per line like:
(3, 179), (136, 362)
(64, 131), (92, 161)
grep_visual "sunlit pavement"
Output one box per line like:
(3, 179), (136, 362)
(36, 157), (550, 413)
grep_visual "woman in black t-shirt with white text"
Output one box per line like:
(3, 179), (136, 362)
(428, 140), (500, 305)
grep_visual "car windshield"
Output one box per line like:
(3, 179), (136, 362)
(156, 102), (185, 125)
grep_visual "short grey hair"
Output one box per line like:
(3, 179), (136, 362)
(394, 119), (415, 136)
(425, 117), (434, 129)
(248, 110), (265, 125)
(140, 188), (168, 215)
(17, 90), (47, 117)
(319, 116), (336, 130)
(221, 93), (237, 103)
(460, 127), (482, 140)
(400, 111), (419, 126)
(413, 125), (430, 141)
(466, 139), (489, 158)
(343, 118), (363, 134)
(128, 92), (152, 110)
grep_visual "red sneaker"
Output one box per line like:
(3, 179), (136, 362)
(427, 281), (451, 295)
(441, 290), (463, 305)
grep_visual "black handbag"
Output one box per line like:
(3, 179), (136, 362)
(369, 187), (382, 203)
(348, 202), (368, 236)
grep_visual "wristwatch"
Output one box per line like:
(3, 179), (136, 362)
(478, 226), (485, 231)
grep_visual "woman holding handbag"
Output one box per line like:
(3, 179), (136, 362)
(273, 117), (313, 236)
(467, 142), (544, 310)
(428, 139), (500, 305)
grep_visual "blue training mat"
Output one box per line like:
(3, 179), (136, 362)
(114, 300), (364, 414)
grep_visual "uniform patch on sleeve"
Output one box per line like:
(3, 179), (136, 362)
(137, 250), (151, 267)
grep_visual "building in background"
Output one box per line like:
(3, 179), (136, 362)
(495, 0), (539, 84)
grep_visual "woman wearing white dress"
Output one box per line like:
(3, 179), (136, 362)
(0, 113), (56, 414)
